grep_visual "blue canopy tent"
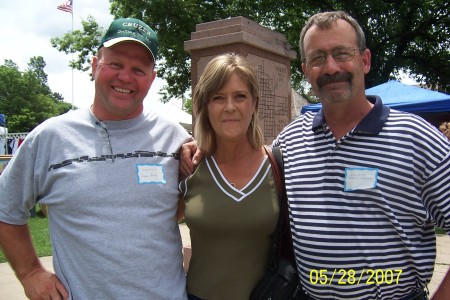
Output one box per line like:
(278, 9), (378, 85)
(301, 80), (450, 114)
(0, 114), (5, 127)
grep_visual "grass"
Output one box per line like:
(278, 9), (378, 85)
(435, 227), (446, 235)
(0, 207), (52, 263)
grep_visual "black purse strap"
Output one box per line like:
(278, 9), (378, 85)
(263, 145), (285, 267)
(263, 145), (284, 199)
(263, 145), (297, 267)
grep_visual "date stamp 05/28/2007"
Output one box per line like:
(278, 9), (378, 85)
(309, 269), (403, 285)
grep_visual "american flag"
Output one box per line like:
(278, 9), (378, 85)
(57, 0), (73, 14)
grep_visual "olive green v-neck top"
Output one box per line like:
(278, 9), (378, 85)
(179, 155), (279, 300)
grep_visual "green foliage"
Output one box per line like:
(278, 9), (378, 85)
(50, 0), (450, 103)
(183, 98), (192, 115)
(0, 58), (73, 133)
(51, 16), (104, 74)
(346, 0), (450, 91)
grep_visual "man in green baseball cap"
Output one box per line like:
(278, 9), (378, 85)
(92, 17), (160, 121)
(0, 16), (191, 300)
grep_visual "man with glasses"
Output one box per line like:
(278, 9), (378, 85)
(273, 10), (450, 300)
(180, 10), (450, 300)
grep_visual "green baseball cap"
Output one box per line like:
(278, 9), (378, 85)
(99, 18), (159, 62)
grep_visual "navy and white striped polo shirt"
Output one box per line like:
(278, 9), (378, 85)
(274, 96), (450, 300)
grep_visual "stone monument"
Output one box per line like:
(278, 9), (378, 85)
(184, 16), (297, 142)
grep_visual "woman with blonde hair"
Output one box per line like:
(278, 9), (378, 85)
(179, 53), (280, 300)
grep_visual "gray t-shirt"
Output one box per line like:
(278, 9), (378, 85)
(0, 107), (191, 299)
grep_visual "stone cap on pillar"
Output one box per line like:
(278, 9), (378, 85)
(184, 16), (297, 60)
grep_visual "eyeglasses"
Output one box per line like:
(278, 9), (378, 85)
(304, 47), (359, 67)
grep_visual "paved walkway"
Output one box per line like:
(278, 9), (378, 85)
(1, 225), (449, 299)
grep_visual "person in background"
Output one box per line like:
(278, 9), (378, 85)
(439, 121), (450, 140)
(0, 18), (190, 299)
(272, 10), (450, 300)
(178, 53), (283, 300)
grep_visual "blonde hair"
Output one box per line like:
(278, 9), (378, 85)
(192, 53), (264, 155)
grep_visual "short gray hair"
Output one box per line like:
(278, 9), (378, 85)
(299, 11), (366, 61)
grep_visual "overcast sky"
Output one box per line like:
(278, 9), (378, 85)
(0, 0), (165, 109)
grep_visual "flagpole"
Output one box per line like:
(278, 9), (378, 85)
(57, 0), (74, 106)
(71, 2), (74, 107)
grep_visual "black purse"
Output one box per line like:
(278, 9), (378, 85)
(250, 146), (302, 300)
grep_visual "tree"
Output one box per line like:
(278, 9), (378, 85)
(183, 98), (192, 115)
(51, 16), (104, 73)
(51, 0), (450, 104)
(0, 58), (73, 132)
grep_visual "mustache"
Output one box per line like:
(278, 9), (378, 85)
(317, 72), (353, 88)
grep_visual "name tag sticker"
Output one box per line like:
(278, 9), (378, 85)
(136, 164), (166, 184)
(344, 168), (378, 191)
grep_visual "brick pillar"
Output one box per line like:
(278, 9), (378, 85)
(184, 16), (297, 142)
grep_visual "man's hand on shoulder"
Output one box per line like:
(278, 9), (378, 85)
(179, 141), (202, 178)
